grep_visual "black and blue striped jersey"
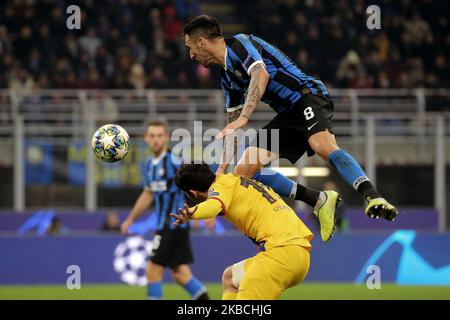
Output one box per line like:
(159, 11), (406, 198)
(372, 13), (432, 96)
(220, 33), (329, 113)
(143, 150), (188, 230)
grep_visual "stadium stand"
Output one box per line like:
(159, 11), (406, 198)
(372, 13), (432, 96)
(0, 0), (448, 96)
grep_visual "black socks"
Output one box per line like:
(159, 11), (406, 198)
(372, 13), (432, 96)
(357, 181), (381, 202)
(294, 183), (321, 208)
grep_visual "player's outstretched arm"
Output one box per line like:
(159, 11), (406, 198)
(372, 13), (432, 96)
(216, 63), (269, 140)
(171, 199), (223, 225)
(171, 203), (197, 225)
(121, 189), (153, 235)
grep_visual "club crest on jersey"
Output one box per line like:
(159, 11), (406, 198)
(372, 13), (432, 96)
(234, 69), (243, 78)
(158, 167), (165, 177)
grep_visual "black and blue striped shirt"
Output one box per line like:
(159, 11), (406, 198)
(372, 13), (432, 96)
(144, 151), (188, 230)
(221, 33), (329, 113)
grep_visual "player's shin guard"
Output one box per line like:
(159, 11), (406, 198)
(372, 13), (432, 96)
(328, 149), (380, 200)
(183, 276), (209, 300)
(147, 282), (162, 300)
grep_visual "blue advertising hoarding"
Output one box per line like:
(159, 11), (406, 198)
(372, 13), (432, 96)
(1, 231), (450, 286)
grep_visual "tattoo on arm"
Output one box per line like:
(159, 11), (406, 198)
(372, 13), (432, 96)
(240, 63), (265, 119)
(227, 108), (242, 122)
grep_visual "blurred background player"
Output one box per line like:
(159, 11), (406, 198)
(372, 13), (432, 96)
(182, 15), (398, 232)
(172, 163), (313, 300)
(121, 120), (210, 300)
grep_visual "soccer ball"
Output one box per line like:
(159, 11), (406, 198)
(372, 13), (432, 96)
(91, 124), (130, 162)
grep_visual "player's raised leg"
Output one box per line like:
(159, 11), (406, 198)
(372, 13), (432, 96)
(171, 264), (209, 300)
(146, 261), (165, 300)
(235, 146), (341, 242)
(308, 130), (398, 221)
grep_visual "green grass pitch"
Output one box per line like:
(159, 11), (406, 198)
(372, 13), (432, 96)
(1, 283), (450, 300)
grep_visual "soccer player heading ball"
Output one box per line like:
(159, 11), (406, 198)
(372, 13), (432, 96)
(173, 163), (314, 300)
(182, 15), (398, 240)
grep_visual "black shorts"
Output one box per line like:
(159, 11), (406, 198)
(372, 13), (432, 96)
(150, 227), (194, 269)
(255, 93), (334, 163)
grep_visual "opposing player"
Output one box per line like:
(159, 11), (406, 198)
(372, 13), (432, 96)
(182, 15), (398, 231)
(121, 120), (210, 300)
(172, 163), (314, 300)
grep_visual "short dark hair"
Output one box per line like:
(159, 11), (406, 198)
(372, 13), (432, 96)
(175, 163), (216, 193)
(182, 15), (222, 39)
(148, 120), (168, 132)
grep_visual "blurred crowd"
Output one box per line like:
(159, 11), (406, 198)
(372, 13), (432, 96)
(0, 0), (212, 92)
(0, 0), (448, 92)
(244, 0), (449, 90)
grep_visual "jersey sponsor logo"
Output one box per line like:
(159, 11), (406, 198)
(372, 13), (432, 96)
(150, 180), (167, 192)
